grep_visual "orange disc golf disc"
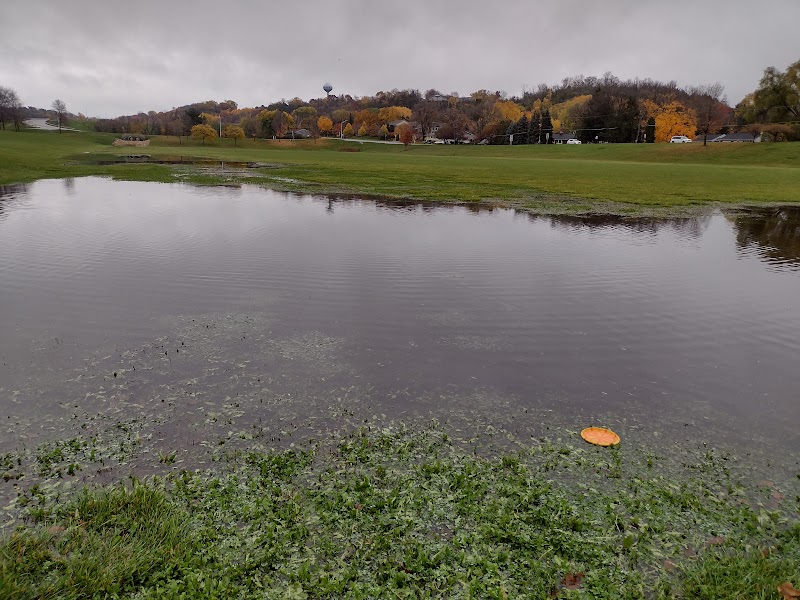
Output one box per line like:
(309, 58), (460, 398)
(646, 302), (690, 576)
(580, 427), (620, 446)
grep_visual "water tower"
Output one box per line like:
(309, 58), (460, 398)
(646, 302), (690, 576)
(323, 83), (333, 98)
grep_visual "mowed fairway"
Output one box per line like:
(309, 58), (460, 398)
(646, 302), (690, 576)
(2, 128), (799, 213)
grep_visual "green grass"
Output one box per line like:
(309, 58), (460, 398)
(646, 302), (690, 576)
(2, 129), (799, 215)
(2, 425), (798, 598)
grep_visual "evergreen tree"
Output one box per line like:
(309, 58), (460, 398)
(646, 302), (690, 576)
(646, 117), (656, 143)
(616, 97), (639, 143)
(540, 110), (553, 144)
(516, 115), (529, 144)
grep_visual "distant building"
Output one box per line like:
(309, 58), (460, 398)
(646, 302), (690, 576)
(552, 132), (579, 144)
(693, 132), (761, 143)
(387, 119), (410, 133)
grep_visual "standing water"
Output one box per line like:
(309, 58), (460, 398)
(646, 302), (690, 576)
(0, 178), (798, 454)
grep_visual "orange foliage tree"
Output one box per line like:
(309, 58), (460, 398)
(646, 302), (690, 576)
(646, 101), (697, 142)
(397, 123), (414, 146)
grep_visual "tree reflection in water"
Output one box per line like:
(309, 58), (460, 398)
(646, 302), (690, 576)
(732, 207), (800, 269)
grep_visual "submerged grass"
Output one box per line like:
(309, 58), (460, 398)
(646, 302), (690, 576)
(2, 424), (798, 598)
(2, 129), (799, 215)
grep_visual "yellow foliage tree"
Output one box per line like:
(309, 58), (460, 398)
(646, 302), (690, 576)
(493, 100), (524, 123)
(317, 116), (333, 135)
(343, 122), (354, 137)
(377, 106), (412, 124)
(550, 95), (592, 131)
(357, 123), (367, 137)
(222, 124), (245, 146)
(191, 124), (217, 145)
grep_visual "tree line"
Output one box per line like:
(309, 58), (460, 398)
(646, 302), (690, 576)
(3, 60), (798, 143)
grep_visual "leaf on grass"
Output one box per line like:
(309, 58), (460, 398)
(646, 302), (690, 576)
(562, 572), (585, 590)
(580, 427), (620, 446)
(778, 582), (800, 599)
(704, 536), (725, 547)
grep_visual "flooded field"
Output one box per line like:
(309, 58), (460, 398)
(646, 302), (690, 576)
(0, 178), (799, 513)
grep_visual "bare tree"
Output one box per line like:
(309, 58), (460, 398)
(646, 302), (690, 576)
(689, 83), (726, 146)
(52, 99), (67, 133)
(0, 86), (21, 130)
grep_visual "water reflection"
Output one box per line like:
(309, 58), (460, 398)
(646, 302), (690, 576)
(62, 178), (76, 196)
(732, 207), (800, 270)
(0, 184), (30, 221)
(536, 213), (711, 240)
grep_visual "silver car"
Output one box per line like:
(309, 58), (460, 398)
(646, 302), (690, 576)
(669, 135), (692, 143)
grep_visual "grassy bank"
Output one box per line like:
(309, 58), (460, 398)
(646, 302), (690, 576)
(2, 129), (799, 215)
(1, 424), (798, 599)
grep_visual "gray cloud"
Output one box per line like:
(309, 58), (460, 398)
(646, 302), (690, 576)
(1, 0), (798, 117)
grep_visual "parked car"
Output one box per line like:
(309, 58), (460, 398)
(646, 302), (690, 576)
(478, 139), (489, 145)
(566, 139), (582, 145)
(669, 136), (692, 144)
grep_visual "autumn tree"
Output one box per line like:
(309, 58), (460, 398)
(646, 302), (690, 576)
(550, 95), (591, 132)
(397, 123), (414, 146)
(652, 101), (697, 142)
(746, 122), (794, 142)
(166, 119), (185, 142)
(377, 106), (412, 124)
(689, 83), (727, 145)
(736, 59), (800, 140)
(52, 99), (67, 133)
(222, 124), (245, 145)
(357, 123), (367, 137)
(412, 102), (438, 139)
(378, 124), (389, 140)
(737, 60), (800, 124)
(439, 108), (469, 143)
(258, 109), (277, 138)
(292, 105), (317, 130)
(191, 124), (217, 144)
(317, 115), (333, 136)
(331, 108), (349, 124)
(343, 122), (354, 137)
(493, 99), (524, 123)
(238, 115), (259, 138)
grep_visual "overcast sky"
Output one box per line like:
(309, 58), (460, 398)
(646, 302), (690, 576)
(2, 0), (798, 118)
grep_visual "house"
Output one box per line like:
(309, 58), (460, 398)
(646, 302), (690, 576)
(552, 132), (579, 144)
(693, 134), (724, 142)
(288, 128), (313, 139)
(387, 119), (410, 133)
(693, 132), (761, 143)
(714, 132), (761, 143)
